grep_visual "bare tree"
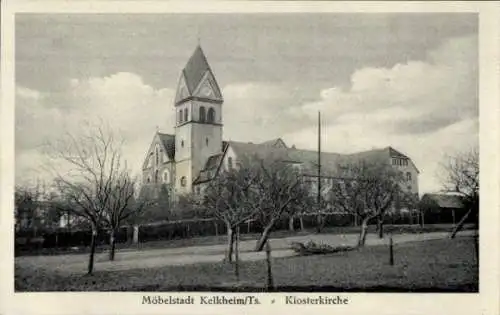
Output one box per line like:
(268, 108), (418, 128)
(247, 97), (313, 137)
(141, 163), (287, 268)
(42, 121), (136, 274)
(329, 161), (403, 247)
(438, 146), (479, 238)
(101, 172), (147, 261)
(201, 163), (261, 263)
(253, 159), (312, 252)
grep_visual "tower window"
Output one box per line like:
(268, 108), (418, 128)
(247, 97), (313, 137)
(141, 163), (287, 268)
(180, 176), (187, 187)
(228, 157), (233, 170)
(179, 109), (183, 123)
(184, 108), (189, 122)
(155, 170), (159, 183)
(199, 106), (206, 122)
(164, 170), (170, 183)
(181, 140), (184, 148)
(206, 137), (209, 146)
(207, 107), (215, 123)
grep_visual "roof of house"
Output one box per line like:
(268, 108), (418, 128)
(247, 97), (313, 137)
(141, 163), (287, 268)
(157, 133), (175, 160)
(422, 193), (465, 209)
(193, 139), (418, 185)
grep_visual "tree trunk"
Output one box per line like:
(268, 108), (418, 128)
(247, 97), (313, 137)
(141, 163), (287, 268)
(255, 223), (274, 252)
(357, 217), (372, 247)
(288, 216), (294, 231)
(299, 215), (304, 231)
(265, 240), (274, 290)
(226, 226), (235, 262)
(315, 214), (323, 233)
(109, 229), (116, 261)
(87, 228), (98, 275)
(234, 226), (240, 282)
(377, 216), (384, 239)
(450, 208), (473, 239)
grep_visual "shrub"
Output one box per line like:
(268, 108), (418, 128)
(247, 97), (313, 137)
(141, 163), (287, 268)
(291, 240), (355, 256)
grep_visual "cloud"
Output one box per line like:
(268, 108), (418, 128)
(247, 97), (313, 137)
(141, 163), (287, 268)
(280, 35), (478, 194)
(221, 82), (308, 143)
(289, 35), (478, 135)
(16, 72), (175, 185)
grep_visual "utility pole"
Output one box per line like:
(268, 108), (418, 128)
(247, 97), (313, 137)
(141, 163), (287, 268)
(316, 111), (322, 233)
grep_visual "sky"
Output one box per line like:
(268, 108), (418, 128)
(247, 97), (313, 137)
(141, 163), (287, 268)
(15, 13), (478, 194)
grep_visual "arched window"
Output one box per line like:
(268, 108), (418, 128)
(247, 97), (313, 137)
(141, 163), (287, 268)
(155, 170), (159, 183)
(155, 145), (159, 165)
(147, 177), (151, 183)
(178, 110), (182, 123)
(184, 108), (189, 122)
(206, 137), (209, 146)
(163, 170), (170, 183)
(406, 172), (411, 181)
(228, 157), (233, 170)
(199, 106), (206, 122)
(180, 176), (187, 187)
(181, 140), (184, 148)
(207, 107), (215, 123)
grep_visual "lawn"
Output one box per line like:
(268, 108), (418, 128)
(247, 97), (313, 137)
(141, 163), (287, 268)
(15, 235), (478, 292)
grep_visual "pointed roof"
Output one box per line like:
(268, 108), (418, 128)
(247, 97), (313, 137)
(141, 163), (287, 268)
(183, 45), (212, 94)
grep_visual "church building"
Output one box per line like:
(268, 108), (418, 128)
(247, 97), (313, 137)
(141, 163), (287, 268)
(141, 45), (419, 204)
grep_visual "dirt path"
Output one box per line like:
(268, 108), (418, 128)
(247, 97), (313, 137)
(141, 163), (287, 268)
(16, 230), (475, 274)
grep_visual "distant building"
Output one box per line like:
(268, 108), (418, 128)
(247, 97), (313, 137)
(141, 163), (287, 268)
(141, 45), (419, 207)
(419, 193), (467, 224)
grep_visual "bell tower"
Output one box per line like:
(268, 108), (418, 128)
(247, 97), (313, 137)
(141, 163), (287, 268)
(174, 45), (224, 195)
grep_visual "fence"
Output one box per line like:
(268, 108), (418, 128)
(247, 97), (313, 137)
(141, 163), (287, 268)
(15, 209), (461, 254)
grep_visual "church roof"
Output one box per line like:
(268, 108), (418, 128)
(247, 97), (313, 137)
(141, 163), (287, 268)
(194, 142), (419, 186)
(157, 133), (175, 160)
(258, 138), (288, 148)
(183, 45), (212, 94)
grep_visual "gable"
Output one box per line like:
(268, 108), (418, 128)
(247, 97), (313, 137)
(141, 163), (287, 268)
(259, 138), (288, 148)
(142, 133), (175, 170)
(174, 74), (190, 105)
(192, 70), (223, 101)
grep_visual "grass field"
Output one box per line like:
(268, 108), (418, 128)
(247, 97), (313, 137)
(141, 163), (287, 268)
(15, 235), (478, 292)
